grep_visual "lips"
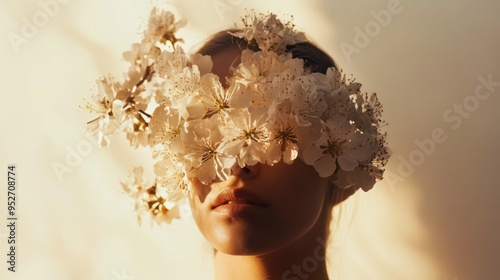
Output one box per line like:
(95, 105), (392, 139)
(211, 188), (267, 210)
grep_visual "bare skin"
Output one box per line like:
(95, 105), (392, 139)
(211, 169), (334, 280)
(188, 47), (356, 280)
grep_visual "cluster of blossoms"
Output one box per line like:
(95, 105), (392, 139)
(82, 9), (389, 224)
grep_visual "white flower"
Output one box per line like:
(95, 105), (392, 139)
(145, 8), (186, 43)
(267, 113), (300, 164)
(267, 99), (322, 164)
(190, 53), (213, 76)
(347, 167), (376, 192)
(302, 116), (373, 177)
(123, 42), (153, 72)
(349, 92), (384, 135)
(110, 80), (152, 148)
(232, 50), (282, 91)
(121, 166), (183, 225)
(148, 105), (185, 159)
(231, 11), (307, 53)
(331, 167), (375, 191)
(85, 8), (391, 224)
(322, 81), (362, 120)
(312, 67), (342, 92)
(154, 45), (188, 78)
(82, 76), (121, 147)
(85, 117), (118, 147)
(153, 65), (204, 121)
(156, 66), (200, 101)
(184, 116), (236, 184)
(221, 108), (272, 167)
(289, 75), (328, 126)
(120, 167), (150, 222)
(145, 185), (181, 225)
(154, 159), (188, 202)
(125, 129), (150, 149)
(198, 73), (234, 117)
(231, 50), (298, 108)
(266, 57), (305, 101)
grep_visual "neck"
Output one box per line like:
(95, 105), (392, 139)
(214, 209), (331, 280)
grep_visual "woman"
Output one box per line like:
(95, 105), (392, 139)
(85, 8), (389, 280)
(188, 30), (358, 280)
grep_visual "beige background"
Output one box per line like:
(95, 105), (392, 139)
(1, 0), (499, 279)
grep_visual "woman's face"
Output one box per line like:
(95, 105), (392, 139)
(187, 47), (332, 255)
(188, 160), (331, 255)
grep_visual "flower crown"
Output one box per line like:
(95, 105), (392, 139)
(82, 8), (389, 224)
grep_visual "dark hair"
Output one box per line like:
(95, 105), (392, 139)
(197, 29), (338, 74)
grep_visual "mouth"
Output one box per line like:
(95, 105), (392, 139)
(220, 200), (252, 205)
(210, 188), (266, 210)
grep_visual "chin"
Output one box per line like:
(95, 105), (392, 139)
(210, 223), (285, 256)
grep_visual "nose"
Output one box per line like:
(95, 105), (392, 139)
(231, 163), (260, 179)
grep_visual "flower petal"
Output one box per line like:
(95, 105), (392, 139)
(313, 154), (337, 177)
(338, 154), (359, 171)
(301, 144), (323, 165)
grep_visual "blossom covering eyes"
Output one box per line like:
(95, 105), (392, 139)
(82, 8), (389, 224)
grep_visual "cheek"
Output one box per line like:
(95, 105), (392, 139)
(278, 185), (327, 239)
(187, 180), (239, 253)
(255, 163), (330, 242)
(187, 179), (210, 232)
